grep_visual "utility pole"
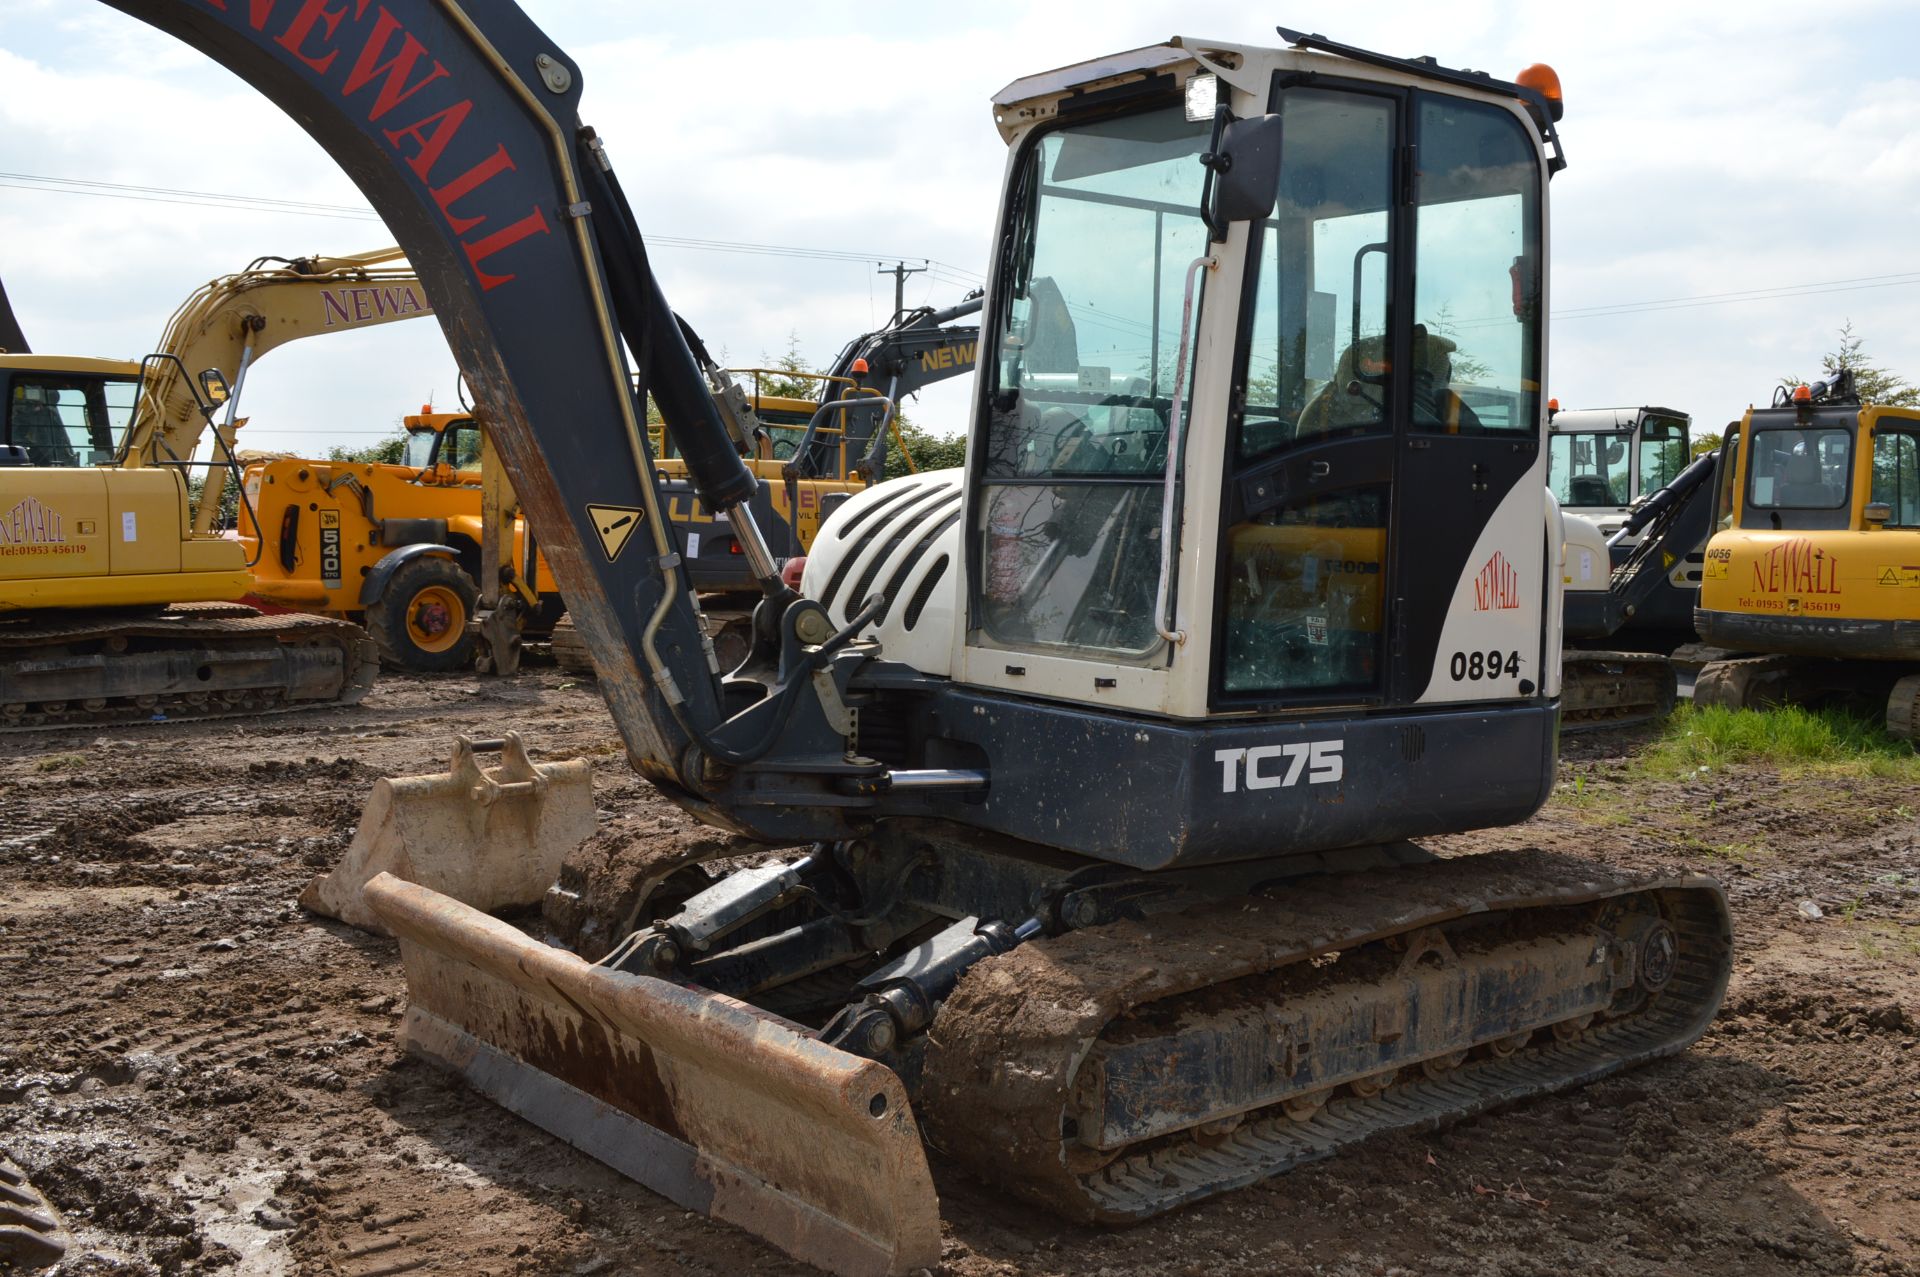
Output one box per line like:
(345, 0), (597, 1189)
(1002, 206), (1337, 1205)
(877, 260), (928, 324)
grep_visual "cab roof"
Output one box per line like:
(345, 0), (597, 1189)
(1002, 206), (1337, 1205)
(1551, 406), (1690, 433)
(0, 354), (142, 377)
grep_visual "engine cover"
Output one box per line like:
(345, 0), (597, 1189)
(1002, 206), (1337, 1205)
(800, 468), (961, 676)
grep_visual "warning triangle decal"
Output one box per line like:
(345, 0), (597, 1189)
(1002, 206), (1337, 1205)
(585, 504), (645, 562)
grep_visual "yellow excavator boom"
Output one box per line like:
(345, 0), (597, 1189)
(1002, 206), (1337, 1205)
(122, 247), (434, 532)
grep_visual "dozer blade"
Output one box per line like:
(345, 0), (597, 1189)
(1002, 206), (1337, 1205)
(361, 873), (941, 1277)
(301, 733), (593, 935)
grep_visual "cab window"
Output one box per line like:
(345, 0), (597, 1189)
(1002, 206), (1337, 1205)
(1407, 95), (1541, 436)
(1637, 416), (1689, 495)
(1548, 431), (1630, 507)
(1871, 429), (1920, 526)
(439, 420), (482, 471)
(401, 427), (439, 468)
(5, 375), (137, 466)
(1748, 427), (1850, 509)
(1712, 424), (1741, 531)
(975, 101), (1210, 659)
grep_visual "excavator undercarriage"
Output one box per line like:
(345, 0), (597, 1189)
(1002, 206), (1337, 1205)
(354, 820), (1728, 1275)
(0, 603), (374, 729)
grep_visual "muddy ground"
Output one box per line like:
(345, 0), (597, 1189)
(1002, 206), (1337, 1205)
(1, 670), (1916, 1276)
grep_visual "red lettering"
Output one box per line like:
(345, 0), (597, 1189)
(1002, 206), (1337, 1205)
(1752, 539), (1840, 595)
(342, 8), (449, 122)
(463, 207), (552, 291)
(275, 0), (349, 74)
(431, 145), (516, 234)
(383, 99), (473, 181)
(1473, 551), (1520, 610)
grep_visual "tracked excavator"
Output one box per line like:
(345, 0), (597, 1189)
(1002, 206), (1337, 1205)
(1694, 372), (1920, 734)
(98, 6), (1732, 1274)
(0, 250), (441, 724)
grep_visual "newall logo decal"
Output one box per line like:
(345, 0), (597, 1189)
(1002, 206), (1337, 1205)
(1474, 551), (1520, 611)
(0, 497), (71, 554)
(320, 284), (432, 326)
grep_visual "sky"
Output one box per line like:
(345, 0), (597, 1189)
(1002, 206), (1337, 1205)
(3, 1), (1920, 458)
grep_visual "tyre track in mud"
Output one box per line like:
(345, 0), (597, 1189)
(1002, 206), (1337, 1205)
(0, 678), (1915, 1275)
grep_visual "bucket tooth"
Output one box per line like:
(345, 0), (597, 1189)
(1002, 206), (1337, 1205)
(301, 732), (594, 935)
(361, 872), (941, 1277)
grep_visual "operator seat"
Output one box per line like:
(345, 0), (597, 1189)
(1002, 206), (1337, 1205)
(1566, 475), (1615, 506)
(1774, 450), (1832, 507)
(10, 400), (77, 467)
(1296, 325), (1477, 440)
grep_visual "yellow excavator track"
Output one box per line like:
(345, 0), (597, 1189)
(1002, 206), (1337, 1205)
(0, 603), (376, 729)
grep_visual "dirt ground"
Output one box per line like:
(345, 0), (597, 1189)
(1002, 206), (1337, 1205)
(2, 670), (1916, 1276)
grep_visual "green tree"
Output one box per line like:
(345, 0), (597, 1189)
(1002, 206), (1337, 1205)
(1782, 322), (1920, 407)
(1691, 429), (1724, 460)
(326, 429), (410, 465)
(751, 333), (821, 401)
(885, 416), (966, 477)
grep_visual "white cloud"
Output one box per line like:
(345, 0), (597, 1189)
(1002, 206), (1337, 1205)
(2, 0), (1919, 453)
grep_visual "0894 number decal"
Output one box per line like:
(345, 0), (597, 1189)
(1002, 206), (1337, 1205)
(1449, 649), (1521, 681)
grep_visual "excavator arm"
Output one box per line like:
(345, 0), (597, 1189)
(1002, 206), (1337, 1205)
(1564, 449), (1718, 640)
(790, 297), (983, 482)
(0, 275), (29, 354)
(127, 246), (435, 530)
(101, 1), (860, 826)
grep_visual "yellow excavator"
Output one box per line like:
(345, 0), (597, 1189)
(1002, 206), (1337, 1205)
(98, 7), (1734, 1277)
(0, 249), (436, 726)
(1695, 370), (1920, 734)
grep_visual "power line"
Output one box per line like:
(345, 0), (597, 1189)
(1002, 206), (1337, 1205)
(1553, 273), (1920, 321)
(0, 169), (984, 281)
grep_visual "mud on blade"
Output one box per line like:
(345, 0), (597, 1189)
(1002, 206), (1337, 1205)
(361, 874), (940, 1277)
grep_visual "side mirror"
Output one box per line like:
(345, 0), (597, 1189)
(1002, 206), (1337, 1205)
(1202, 113), (1283, 240)
(198, 368), (232, 406)
(1865, 501), (1892, 525)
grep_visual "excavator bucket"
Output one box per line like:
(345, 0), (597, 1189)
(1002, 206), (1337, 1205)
(300, 733), (594, 935)
(361, 873), (942, 1277)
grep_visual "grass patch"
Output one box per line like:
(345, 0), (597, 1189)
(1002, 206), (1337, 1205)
(32, 753), (87, 773)
(1636, 703), (1920, 781)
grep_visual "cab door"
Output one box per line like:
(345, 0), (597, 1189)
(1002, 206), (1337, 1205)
(1211, 82), (1547, 710)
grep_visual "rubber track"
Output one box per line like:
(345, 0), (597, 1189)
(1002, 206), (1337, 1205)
(546, 615), (595, 677)
(0, 607), (377, 731)
(1560, 649), (1678, 731)
(921, 848), (1730, 1223)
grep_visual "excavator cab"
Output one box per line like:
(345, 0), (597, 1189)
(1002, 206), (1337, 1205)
(0, 357), (141, 467)
(1696, 372), (1920, 729)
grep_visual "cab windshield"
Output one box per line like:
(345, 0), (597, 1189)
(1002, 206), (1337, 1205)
(1548, 430), (1631, 507)
(5, 374), (139, 466)
(401, 426), (438, 468)
(401, 419), (481, 471)
(1748, 426), (1850, 510)
(974, 102), (1211, 658)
